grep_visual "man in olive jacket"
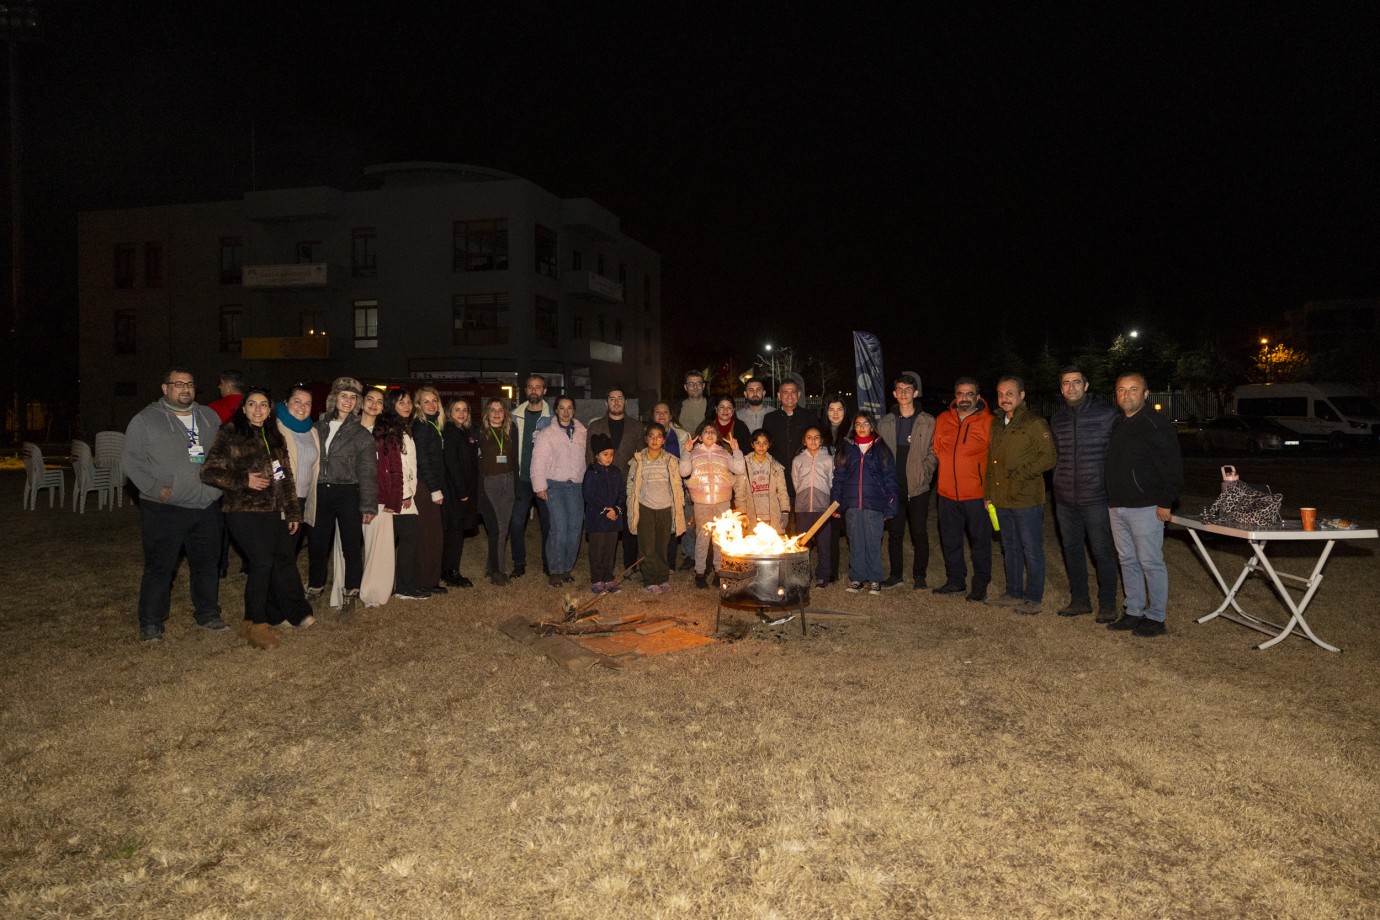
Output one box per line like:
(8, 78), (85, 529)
(983, 375), (1056, 614)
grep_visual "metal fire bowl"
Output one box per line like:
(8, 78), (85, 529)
(717, 551), (812, 609)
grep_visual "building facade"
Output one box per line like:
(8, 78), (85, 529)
(78, 163), (661, 429)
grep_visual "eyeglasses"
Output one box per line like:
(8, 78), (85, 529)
(166, 381), (195, 389)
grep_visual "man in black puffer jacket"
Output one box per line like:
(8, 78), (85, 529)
(1049, 366), (1121, 622)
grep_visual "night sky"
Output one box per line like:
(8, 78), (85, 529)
(7, 2), (1378, 398)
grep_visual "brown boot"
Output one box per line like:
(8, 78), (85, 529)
(248, 622), (280, 649)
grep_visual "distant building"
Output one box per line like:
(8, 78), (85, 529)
(77, 163), (661, 429)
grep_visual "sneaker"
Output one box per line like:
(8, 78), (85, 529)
(1015, 601), (1042, 616)
(644, 583), (659, 595)
(511, 564), (526, 578)
(867, 582), (883, 595)
(605, 583), (621, 595)
(815, 579), (829, 589)
(197, 615), (230, 632)
(592, 582), (606, 594)
(451, 575), (474, 588)
(339, 589), (359, 622)
(679, 557), (696, 571)
(1107, 615), (1143, 632)
(305, 585), (324, 600)
(427, 584), (448, 595)
(491, 572), (509, 587)
(986, 595), (1025, 608)
(1095, 606), (1119, 624)
(933, 583), (966, 596)
(913, 581), (928, 591)
(139, 624), (164, 643)
(655, 583), (670, 594)
(393, 589), (430, 600)
(549, 573), (564, 587)
(880, 575), (904, 589)
(296, 615), (316, 629)
(965, 589), (988, 603)
(1133, 618), (1167, 637)
(695, 574), (709, 589)
(1058, 600), (1093, 617)
(846, 581), (864, 593)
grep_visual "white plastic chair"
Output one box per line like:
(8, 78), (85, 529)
(93, 430), (126, 507)
(22, 442), (65, 510)
(71, 440), (113, 513)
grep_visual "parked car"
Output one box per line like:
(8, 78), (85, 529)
(1196, 416), (1302, 453)
(1233, 382), (1380, 449)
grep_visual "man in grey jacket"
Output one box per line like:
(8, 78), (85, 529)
(122, 368), (226, 641)
(876, 372), (938, 589)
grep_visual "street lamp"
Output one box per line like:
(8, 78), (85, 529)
(763, 344), (777, 399)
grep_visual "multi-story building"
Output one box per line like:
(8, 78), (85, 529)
(77, 162), (661, 429)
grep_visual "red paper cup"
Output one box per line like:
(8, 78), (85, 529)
(1300, 508), (1317, 531)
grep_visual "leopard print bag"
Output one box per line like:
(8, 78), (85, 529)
(1202, 480), (1284, 529)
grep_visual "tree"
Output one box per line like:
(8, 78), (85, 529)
(1249, 342), (1308, 384)
(802, 354), (843, 401)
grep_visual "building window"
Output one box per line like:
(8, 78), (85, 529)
(114, 245), (136, 289)
(352, 228), (377, 277)
(354, 300), (378, 348)
(572, 250), (583, 271)
(572, 313), (584, 338)
(296, 241), (324, 264)
(453, 219), (509, 272)
(113, 307), (136, 354)
(643, 329), (652, 365)
(535, 296), (558, 348)
(219, 237), (245, 284)
(219, 306), (242, 353)
(597, 252), (606, 276)
(144, 243), (163, 287)
(536, 225), (558, 278)
(453, 294), (509, 345)
(301, 311), (327, 336)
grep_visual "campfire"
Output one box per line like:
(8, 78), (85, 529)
(704, 510), (805, 556)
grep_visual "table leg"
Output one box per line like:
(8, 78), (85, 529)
(1249, 540), (1340, 652)
(1186, 528), (1256, 623)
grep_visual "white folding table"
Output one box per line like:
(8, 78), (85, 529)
(1171, 515), (1377, 652)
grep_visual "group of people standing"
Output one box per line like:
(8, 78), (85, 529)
(122, 362), (1182, 647)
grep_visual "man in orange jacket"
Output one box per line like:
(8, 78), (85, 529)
(932, 377), (994, 601)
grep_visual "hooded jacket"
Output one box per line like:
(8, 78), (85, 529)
(830, 436), (898, 516)
(122, 399), (223, 509)
(680, 443), (745, 505)
(877, 409), (939, 498)
(932, 399), (993, 502)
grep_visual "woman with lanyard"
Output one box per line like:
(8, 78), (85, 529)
(410, 385), (449, 596)
(200, 386), (309, 648)
(441, 398), (481, 587)
(276, 383), (320, 560)
(478, 397), (518, 586)
(357, 388), (397, 607)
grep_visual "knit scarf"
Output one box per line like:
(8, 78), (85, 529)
(276, 402), (314, 433)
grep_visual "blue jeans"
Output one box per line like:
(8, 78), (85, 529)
(543, 481), (584, 575)
(1108, 505), (1168, 622)
(509, 478), (550, 570)
(995, 504), (1045, 602)
(844, 508), (885, 583)
(1055, 501), (1119, 608)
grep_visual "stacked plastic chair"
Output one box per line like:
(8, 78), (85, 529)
(93, 430), (127, 507)
(22, 442), (65, 510)
(71, 440), (114, 513)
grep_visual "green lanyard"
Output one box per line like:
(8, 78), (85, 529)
(426, 415), (444, 446)
(259, 426), (272, 457)
(489, 425), (506, 455)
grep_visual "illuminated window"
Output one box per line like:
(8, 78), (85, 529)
(301, 311), (326, 336)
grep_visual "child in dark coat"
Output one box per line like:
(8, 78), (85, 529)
(583, 433), (628, 593)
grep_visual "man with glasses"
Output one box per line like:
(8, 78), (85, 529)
(675, 370), (709, 433)
(931, 376), (994, 602)
(122, 368), (227, 641)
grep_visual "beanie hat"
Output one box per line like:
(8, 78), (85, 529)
(590, 433), (615, 455)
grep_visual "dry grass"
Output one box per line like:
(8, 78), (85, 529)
(2, 456), (1379, 919)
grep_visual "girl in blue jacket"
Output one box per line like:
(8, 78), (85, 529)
(830, 411), (897, 594)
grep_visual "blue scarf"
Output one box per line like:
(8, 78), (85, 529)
(276, 402), (313, 434)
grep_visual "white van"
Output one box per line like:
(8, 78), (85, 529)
(1232, 382), (1380, 449)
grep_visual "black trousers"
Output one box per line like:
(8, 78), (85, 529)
(137, 500), (223, 628)
(937, 495), (992, 592)
(588, 532), (620, 584)
(885, 490), (933, 585)
(225, 511), (311, 625)
(393, 513), (421, 593)
(308, 483), (364, 591)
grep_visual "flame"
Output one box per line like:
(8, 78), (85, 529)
(705, 510), (805, 555)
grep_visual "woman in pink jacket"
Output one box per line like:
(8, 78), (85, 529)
(530, 396), (588, 586)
